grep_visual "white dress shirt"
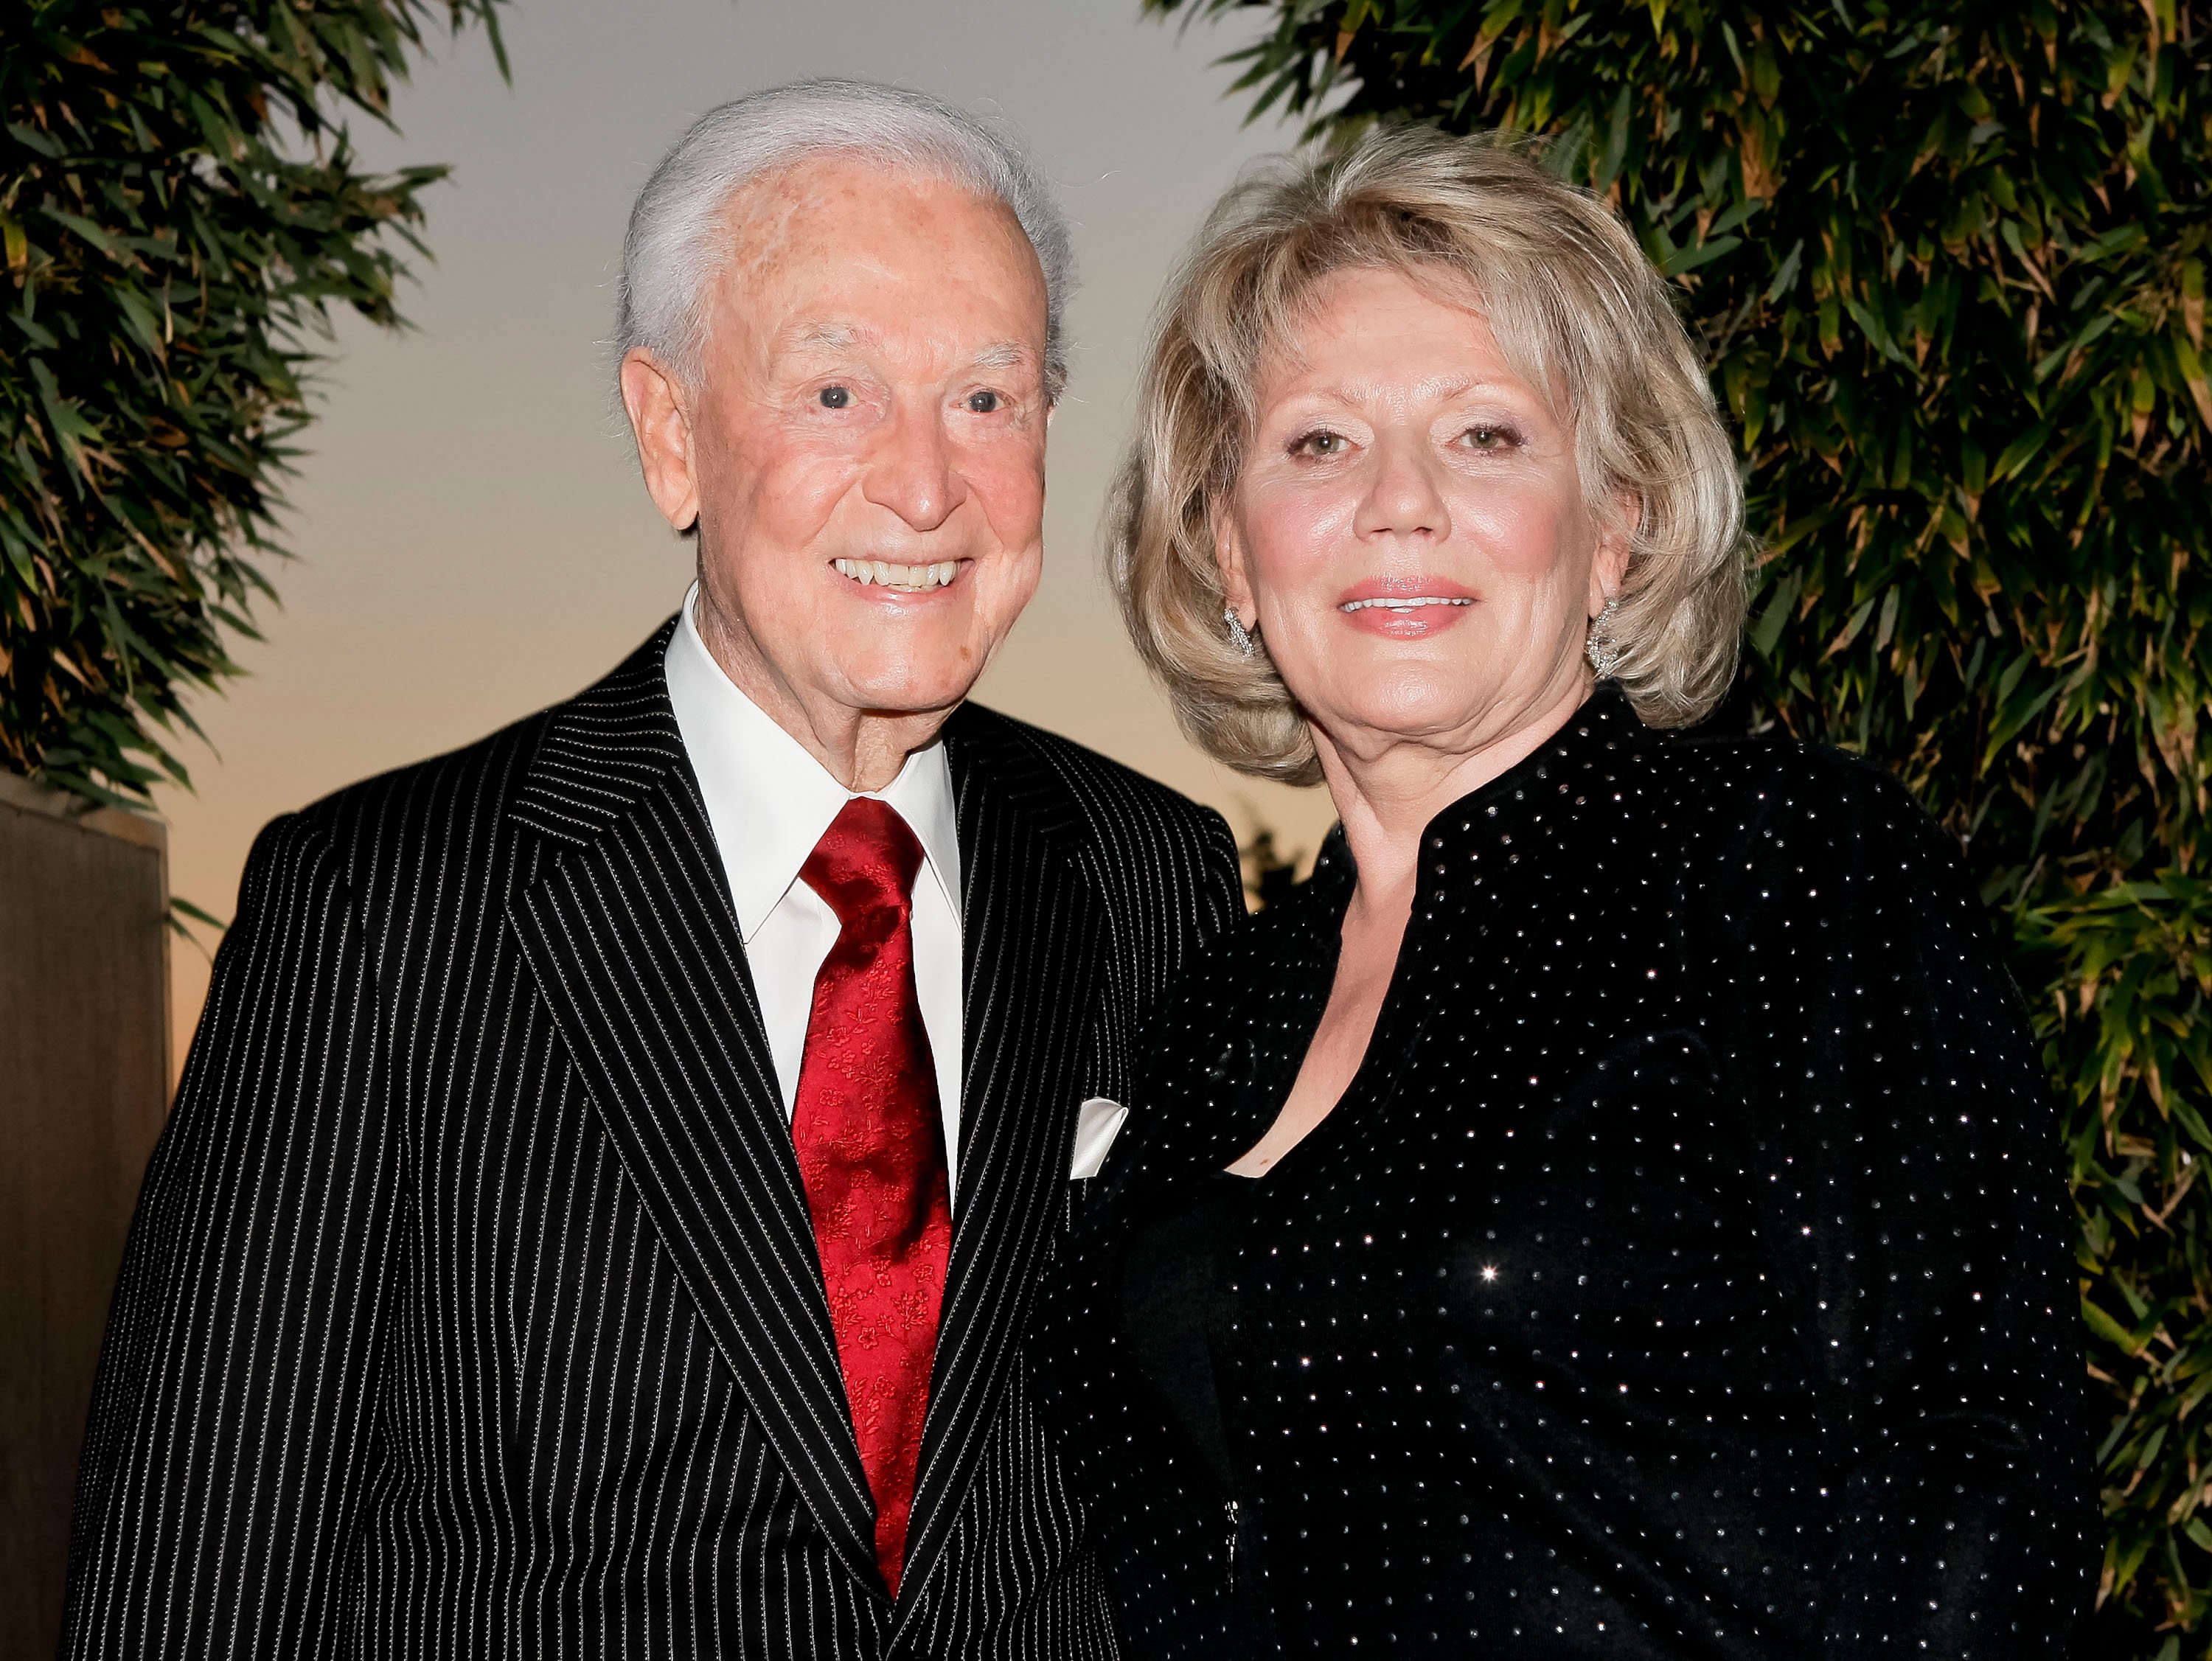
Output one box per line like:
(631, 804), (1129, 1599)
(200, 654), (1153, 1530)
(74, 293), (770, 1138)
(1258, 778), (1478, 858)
(663, 586), (967, 1197)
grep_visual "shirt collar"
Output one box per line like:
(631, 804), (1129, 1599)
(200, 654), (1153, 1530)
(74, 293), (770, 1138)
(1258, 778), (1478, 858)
(663, 584), (963, 941)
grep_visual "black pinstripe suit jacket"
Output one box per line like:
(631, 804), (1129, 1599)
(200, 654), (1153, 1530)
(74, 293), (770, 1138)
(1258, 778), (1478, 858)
(60, 620), (1245, 1660)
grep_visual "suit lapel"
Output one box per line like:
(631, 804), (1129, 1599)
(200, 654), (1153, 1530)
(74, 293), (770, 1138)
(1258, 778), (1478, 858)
(892, 711), (1103, 1629)
(504, 622), (887, 1602)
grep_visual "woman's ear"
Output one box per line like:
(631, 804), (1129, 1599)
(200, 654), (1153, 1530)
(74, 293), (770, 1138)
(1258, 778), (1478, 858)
(620, 349), (702, 534)
(1213, 503), (1257, 627)
(1588, 488), (1639, 614)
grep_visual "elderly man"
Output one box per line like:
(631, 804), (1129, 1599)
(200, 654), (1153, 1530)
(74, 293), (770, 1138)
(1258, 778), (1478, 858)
(61, 80), (1242, 1660)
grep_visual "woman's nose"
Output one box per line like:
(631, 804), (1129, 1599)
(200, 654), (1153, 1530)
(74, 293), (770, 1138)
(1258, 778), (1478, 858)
(1352, 433), (1450, 543)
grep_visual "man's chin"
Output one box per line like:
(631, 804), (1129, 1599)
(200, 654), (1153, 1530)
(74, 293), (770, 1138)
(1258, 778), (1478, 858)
(848, 690), (976, 725)
(814, 627), (998, 714)
(830, 665), (987, 723)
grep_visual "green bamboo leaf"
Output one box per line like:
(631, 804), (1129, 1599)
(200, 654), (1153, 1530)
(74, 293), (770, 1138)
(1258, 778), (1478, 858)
(1660, 234), (1742, 278)
(2087, 1295), (2144, 1356)
(111, 286), (166, 360)
(1991, 421), (2055, 483)
(1748, 569), (1801, 659)
(40, 206), (129, 260)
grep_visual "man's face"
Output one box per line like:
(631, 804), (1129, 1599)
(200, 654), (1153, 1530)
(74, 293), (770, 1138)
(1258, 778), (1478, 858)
(625, 158), (1051, 739)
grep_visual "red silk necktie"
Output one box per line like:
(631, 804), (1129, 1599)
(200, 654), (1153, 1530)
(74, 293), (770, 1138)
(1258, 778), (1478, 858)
(791, 797), (953, 1600)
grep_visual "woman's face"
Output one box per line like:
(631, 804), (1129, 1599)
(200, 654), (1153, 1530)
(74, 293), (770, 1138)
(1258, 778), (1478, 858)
(1219, 265), (1629, 769)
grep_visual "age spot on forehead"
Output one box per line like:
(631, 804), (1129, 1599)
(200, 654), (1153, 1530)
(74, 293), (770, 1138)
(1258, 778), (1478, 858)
(717, 164), (836, 296)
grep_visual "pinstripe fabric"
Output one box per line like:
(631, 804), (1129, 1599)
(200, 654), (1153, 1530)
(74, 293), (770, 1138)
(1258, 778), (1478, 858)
(60, 618), (1244, 1660)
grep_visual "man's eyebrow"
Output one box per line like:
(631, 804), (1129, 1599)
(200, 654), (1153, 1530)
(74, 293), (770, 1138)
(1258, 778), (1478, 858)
(785, 320), (864, 354)
(969, 340), (1033, 373)
(775, 324), (1035, 375)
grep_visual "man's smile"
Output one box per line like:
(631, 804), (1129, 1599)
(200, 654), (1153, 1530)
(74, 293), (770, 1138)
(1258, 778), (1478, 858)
(832, 557), (967, 592)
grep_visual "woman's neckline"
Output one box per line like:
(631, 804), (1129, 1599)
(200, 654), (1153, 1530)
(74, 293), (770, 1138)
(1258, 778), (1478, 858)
(1298, 680), (1640, 905)
(1217, 683), (1646, 1182)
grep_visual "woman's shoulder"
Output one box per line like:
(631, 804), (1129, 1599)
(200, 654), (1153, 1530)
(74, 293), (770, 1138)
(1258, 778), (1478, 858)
(1652, 727), (1952, 868)
(1641, 728), (1984, 951)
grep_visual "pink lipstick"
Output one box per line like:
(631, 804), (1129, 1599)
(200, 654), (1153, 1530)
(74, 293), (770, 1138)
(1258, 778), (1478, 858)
(1335, 575), (1477, 638)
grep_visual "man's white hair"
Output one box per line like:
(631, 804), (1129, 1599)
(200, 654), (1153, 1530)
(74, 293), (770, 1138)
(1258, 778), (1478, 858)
(617, 77), (1074, 397)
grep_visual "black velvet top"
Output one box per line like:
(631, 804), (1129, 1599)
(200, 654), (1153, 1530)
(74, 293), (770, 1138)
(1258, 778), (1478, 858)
(1029, 686), (2091, 1659)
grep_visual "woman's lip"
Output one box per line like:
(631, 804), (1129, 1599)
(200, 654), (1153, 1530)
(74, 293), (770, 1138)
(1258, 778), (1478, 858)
(1338, 595), (1475, 638)
(1327, 579), (1469, 615)
(1336, 595), (1475, 613)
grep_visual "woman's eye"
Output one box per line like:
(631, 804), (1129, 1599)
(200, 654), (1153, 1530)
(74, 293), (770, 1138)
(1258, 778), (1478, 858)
(818, 385), (852, 409)
(1462, 425), (1515, 450)
(1294, 430), (1348, 457)
(967, 389), (1002, 414)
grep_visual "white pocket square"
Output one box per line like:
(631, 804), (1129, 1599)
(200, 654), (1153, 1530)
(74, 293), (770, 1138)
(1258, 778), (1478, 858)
(1068, 1096), (1129, 1180)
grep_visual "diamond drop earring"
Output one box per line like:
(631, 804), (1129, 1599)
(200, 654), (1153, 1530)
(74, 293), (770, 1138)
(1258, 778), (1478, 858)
(1585, 594), (1623, 678)
(1224, 605), (1256, 659)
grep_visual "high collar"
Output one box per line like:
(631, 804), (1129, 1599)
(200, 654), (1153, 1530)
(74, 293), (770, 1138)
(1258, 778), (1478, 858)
(662, 584), (961, 941)
(1295, 681), (1652, 914)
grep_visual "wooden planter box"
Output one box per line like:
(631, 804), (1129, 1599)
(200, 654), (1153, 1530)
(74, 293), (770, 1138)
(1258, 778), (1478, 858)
(0, 773), (170, 1661)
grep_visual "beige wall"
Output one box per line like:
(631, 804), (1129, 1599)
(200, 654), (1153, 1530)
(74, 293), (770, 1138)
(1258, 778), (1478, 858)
(0, 775), (170, 1661)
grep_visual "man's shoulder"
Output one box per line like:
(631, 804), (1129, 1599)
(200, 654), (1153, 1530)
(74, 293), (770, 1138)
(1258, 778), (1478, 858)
(282, 705), (557, 882)
(946, 703), (1231, 861)
(278, 620), (680, 895)
(948, 703), (1246, 983)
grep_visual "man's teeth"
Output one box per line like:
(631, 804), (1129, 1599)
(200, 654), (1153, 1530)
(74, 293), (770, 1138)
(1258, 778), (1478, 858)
(1340, 596), (1474, 612)
(834, 557), (960, 591)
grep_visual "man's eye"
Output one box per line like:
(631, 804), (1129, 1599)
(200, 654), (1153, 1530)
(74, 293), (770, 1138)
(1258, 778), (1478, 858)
(967, 390), (1002, 414)
(818, 385), (852, 409)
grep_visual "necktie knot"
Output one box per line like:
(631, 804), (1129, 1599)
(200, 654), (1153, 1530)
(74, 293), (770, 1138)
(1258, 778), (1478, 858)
(802, 797), (925, 928)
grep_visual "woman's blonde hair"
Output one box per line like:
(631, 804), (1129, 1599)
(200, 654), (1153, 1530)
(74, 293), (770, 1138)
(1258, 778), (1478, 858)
(1106, 125), (1748, 784)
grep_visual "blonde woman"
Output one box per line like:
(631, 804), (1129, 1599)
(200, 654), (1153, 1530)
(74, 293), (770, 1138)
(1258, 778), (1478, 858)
(1029, 128), (2087, 1657)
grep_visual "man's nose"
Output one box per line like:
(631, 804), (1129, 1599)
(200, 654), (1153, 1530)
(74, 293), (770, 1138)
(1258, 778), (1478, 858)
(863, 403), (969, 534)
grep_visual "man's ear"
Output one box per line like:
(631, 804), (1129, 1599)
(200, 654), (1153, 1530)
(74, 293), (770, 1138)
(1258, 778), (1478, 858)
(620, 349), (701, 534)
